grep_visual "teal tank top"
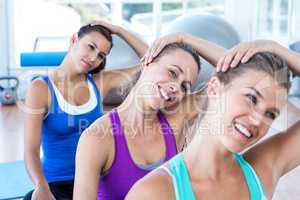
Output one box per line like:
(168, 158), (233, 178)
(161, 153), (267, 200)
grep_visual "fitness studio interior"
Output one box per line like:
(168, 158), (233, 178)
(0, 0), (300, 199)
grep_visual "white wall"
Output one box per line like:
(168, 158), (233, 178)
(0, 0), (8, 76)
(224, 0), (255, 41)
(0, 0), (15, 76)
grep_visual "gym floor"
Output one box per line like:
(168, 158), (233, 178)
(1, 99), (300, 199)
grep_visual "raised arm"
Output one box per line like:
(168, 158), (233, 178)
(142, 32), (226, 67)
(90, 21), (148, 58)
(273, 42), (300, 75)
(217, 40), (300, 75)
(24, 79), (56, 200)
(93, 65), (141, 104)
(244, 118), (300, 197)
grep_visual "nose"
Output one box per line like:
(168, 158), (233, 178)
(169, 85), (177, 92)
(89, 52), (98, 62)
(249, 110), (264, 126)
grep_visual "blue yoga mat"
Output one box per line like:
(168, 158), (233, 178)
(0, 161), (34, 200)
(20, 52), (66, 67)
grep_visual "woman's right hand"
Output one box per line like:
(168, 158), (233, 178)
(216, 40), (277, 72)
(141, 32), (186, 65)
(31, 184), (56, 200)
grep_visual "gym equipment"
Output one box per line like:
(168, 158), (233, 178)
(289, 41), (300, 97)
(0, 76), (19, 105)
(0, 160), (34, 200)
(161, 13), (241, 91)
(106, 35), (140, 68)
(20, 51), (66, 67)
(20, 36), (139, 68)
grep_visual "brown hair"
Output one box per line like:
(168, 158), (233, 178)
(216, 52), (290, 90)
(154, 42), (201, 72)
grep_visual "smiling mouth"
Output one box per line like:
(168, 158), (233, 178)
(234, 122), (253, 139)
(158, 85), (172, 102)
(81, 59), (92, 69)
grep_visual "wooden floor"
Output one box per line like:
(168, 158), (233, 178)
(1, 99), (300, 199)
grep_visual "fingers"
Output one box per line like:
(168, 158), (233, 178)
(230, 51), (244, 68)
(141, 39), (162, 65)
(152, 41), (165, 59)
(221, 52), (235, 72)
(216, 56), (225, 72)
(242, 49), (256, 63)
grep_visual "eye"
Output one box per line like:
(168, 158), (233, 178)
(265, 111), (276, 120)
(245, 93), (257, 105)
(88, 44), (95, 50)
(181, 83), (191, 94)
(181, 84), (187, 93)
(97, 53), (105, 60)
(169, 69), (178, 79)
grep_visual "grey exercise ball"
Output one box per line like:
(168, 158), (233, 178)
(103, 35), (141, 105)
(161, 13), (241, 91)
(106, 35), (140, 69)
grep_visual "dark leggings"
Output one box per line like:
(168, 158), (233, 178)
(23, 180), (74, 200)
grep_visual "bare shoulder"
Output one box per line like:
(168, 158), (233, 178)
(26, 77), (50, 109)
(79, 113), (114, 150)
(77, 113), (115, 170)
(126, 166), (176, 200)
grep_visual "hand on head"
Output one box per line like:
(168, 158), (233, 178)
(85, 20), (119, 34)
(141, 32), (185, 66)
(216, 40), (277, 72)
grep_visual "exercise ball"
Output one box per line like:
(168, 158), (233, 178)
(289, 41), (300, 97)
(106, 35), (140, 69)
(161, 13), (241, 91)
(103, 34), (141, 104)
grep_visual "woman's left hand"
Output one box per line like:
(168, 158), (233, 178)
(216, 40), (276, 72)
(89, 20), (120, 34)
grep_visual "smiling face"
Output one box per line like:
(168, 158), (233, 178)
(69, 31), (111, 74)
(207, 70), (288, 153)
(137, 48), (199, 110)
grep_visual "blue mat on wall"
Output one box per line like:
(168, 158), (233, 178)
(0, 161), (34, 200)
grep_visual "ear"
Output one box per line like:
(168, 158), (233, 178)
(70, 33), (79, 47)
(206, 76), (221, 98)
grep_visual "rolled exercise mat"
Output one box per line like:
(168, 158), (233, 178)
(20, 52), (66, 67)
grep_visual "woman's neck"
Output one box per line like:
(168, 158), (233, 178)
(117, 86), (160, 138)
(55, 54), (86, 83)
(184, 115), (237, 181)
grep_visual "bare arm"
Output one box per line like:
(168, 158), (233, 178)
(115, 26), (148, 58)
(90, 21), (148, 58)
(245, 119), (300, 196)
(273, 42), (300, 76)
(217, 40), (300, 75)
(142, 32), (226, 67)
(125, 169), (175, 200)
(93, 65), (141, 104)
(24, 79), (55, 200)
(273, 121), (300, 176)
(73, 118), (113, 200)
(181, 33), (226, 66)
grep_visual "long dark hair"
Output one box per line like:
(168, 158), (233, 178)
(77, 24), (113, 74)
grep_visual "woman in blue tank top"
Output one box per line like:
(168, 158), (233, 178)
(126, 38), (300, 200)
(23, 21), (148, 200)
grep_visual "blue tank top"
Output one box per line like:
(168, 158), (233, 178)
(40, 74), (103, 183)
(161, 153), (267, 200)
